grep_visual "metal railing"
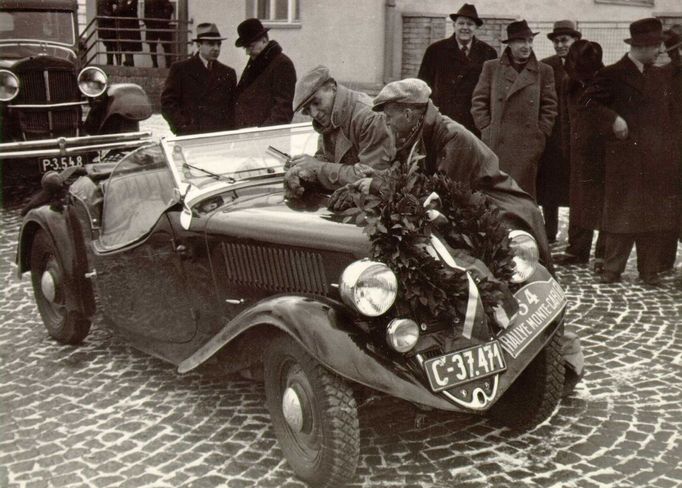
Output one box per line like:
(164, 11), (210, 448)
(79, 15), (193, 67)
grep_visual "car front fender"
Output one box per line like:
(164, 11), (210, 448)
(178, 295), (462, 412)
(17, 205), (95, 317)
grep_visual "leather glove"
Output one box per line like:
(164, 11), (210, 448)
(284, 159), (325, 199)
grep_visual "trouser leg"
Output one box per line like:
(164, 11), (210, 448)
(603, 232), (634, 277)
(149, 42), (159, 68)
(543, 205), (559, 242)
(657, 231), (679, 272)
(635, 231), (675, 278)
(566, 224), (593, 261)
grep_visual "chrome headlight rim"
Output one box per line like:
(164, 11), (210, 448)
(0, 69), (20, 102)
(386, 318), (420, 353)
(77, 66), (108, 98)
(509, 230), (539, 284)
(339, 259), (398, 317)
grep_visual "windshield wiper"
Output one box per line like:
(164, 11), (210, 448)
(182, 161), (236, 183)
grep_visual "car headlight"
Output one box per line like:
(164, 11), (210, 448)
(0, 70), (19, 102)
(339, 259), (397, 317)
(509, 230), (539, 283)
(386, 318), (419, 353)
(78, 67), (108, 97)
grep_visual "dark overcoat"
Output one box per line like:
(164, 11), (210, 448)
(96, 0), (116, 44)
(417, 35), (497, 136)
(234, 41), (296, 129)
(398, 102), (551, 266)
(471, 51), (558, 199)
(537, 54), (570, 207)
(565, 75), (604, 230)
(143, 0), (173, 42)
(161, 54), (237, 135)
(581, 55), (680, 234)
(115, 0), (142, 52)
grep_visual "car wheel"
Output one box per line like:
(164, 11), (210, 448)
(263, 335), (359, 488)
(489, 325), (564, 429)
(30, 230), (91, 345)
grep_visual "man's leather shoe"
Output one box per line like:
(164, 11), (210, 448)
(599, 272), (621, 284)
(640, 273), (662, 286)
(553, 253), (588, 265)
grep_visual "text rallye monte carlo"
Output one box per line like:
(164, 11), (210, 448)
(16, 123), (569, 488)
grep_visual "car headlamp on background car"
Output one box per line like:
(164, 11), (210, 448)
(339, 260), (398, 317)
(78, 67), (108, 98)
(386, 318), (419, 353)
(0, 70), (19, 102)
(509, 230), (539, 283)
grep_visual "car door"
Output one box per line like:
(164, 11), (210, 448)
(89, 145), (197, 344)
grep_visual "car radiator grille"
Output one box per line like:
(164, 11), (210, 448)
(14, 69), (81, 139)
(220, 243), (329, 296)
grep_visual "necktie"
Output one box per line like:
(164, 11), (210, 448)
(207, 61), (213, 72)
(462, 45), (469, 58)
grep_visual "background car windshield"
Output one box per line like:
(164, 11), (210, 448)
(0, 10), (75, 45)
(168, 124), (318, 190)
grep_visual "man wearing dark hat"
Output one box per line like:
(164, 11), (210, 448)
(161, 23), (236, 135)
(582, 18), (680, 285)
(418, 3), (497, 136)
(472, 20), (558, 199)
(537, 21), (581, 249)
(233, 18), (296, 129)
(283, 66), (394, 199)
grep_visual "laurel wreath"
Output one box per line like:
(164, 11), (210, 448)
(339, 158), (516, 330)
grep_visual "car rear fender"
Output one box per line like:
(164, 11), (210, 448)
(17, 205), (95, 317)
(177, 295), (462, 412)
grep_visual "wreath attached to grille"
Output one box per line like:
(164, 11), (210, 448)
(338, 157), (516, 332)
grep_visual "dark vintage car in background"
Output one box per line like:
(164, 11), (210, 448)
(16, 123), (569, 488)
(0, 0), (151, 202)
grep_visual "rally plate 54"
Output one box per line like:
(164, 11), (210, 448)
(424, 341), (506, 393)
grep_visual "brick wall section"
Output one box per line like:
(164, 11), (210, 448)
(401, 15), (515, 79)
(99, 66), (169, 112)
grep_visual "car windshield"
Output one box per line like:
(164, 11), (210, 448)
(164, 123), (319, 193)
(0, 10), (75, 45)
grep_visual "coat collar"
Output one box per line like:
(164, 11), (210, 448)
(446, 35), (487, 61)
(615, 54), (646, 93)
(312, 84), (355, 132)
(500, 49), (540, 99)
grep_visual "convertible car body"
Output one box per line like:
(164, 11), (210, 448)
(16, 123), (568, 487)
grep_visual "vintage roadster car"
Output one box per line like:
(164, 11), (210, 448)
(17, 123), (568, 487)
(0, 0), (151, 199)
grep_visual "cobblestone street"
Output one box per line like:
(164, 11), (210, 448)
(1, 116), (681, 488)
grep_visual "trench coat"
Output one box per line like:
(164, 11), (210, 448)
(581, 55), (680, 234)
(537, 55), (570, 207)
(234, 41), (296, 129)
(471, 51), (558, 198)
(418, 36), (498, 136)
(115, 0), (142, 52)
(161, 54), (237, 135)
(314, 85), (394, 188)
(96, 0), (116, 45)
(565, 76), (604, 230)
(397, 101), (551, 266)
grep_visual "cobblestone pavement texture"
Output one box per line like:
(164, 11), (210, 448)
(1, 115), (681, 488)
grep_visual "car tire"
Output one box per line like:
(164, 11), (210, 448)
(489, 325), (565, 429)
(30, 230), (91, 344)
(263, 335), (359, 488)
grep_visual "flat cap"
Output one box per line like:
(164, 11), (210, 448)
(293, 65), (333, 113)
(372, 78), (432, 112)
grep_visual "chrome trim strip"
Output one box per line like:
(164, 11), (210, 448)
(8, 101), (88, 109)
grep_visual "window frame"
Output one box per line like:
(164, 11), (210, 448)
(247, 0), (301, 27)
(594, 0), (654, 7)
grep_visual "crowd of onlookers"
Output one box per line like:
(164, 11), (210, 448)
(151, 4), (682, 286)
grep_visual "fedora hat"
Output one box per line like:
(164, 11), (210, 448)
(235, 18), (270, 47)
(547, 20), (582, 41)
(664, 29), (682, 52)
(192, 23), (226, 42)
(625, 18), (664, 46)
(565, 39), (604, 82)
(449, 3), (483, 27)
(502, 20), (539, 43)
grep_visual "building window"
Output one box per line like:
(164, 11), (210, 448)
(595, 0), (654, 6)
(246, 0), (300, 24)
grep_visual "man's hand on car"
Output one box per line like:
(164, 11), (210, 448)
(328, 177), (375, 211)
(284, 154), (319, 171)
(284, 157), (325, 199)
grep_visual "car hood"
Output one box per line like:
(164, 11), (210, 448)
(0, 43), (77, 64)
(205, 190), (371, 257)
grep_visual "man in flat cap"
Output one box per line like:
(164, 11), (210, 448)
(366, 78), (583, 390)
(582, 18), (680, 285)
(471, 20), (558, 199)
(418, 3), (497, 136)
(283, 65), (394, 200)
(537, 21), (581, 249)
(233, 18), (296, 129)
(161, 23), (236, 135)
